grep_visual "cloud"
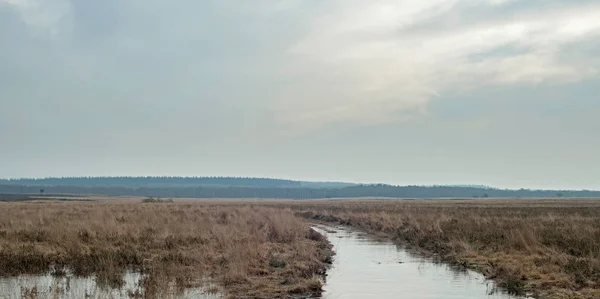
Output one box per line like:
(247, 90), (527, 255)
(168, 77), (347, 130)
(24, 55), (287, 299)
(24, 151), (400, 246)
(0, 0), (72, 36)
(1, 0), (599, 136)
(283, 0), (600, 127)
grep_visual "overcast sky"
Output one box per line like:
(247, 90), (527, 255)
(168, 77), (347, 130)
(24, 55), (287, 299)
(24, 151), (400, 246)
(1, 0), (599, 189)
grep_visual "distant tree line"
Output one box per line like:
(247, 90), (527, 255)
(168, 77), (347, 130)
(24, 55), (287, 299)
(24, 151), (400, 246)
(1, 183), (599, 199)
(0, 176), (305, 188)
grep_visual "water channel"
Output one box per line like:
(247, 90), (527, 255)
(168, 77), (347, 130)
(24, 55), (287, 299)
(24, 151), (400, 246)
(312, 225), (529, 299)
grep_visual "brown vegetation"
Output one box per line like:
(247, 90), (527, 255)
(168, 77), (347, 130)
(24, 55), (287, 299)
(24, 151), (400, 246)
(5, 197), (598, 299)
(0, 202), (332, 298)
(288, 198), (600, 299)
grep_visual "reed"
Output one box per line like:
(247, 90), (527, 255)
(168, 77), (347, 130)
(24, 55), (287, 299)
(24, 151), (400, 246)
(0, 202), (332, 298)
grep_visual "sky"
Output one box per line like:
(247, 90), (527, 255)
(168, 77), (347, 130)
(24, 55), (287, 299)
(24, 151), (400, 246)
(1, 0), (599, 190)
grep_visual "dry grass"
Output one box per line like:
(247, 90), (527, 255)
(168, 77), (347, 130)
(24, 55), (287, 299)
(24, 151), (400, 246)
(6, 197), (598, 298)
(0, 202), (332, 298)
(286, 198), (600, 299)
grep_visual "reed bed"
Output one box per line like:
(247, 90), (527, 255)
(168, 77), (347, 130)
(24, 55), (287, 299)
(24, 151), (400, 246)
(0, 202), (332, 298)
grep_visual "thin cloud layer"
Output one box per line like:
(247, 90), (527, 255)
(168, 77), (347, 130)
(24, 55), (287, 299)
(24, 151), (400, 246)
(1, 0), (600, 188)
(2, 0), (599, 130)
(284, 0), (600, 126)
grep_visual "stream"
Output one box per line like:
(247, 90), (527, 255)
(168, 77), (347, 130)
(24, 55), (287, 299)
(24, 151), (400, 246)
(312, 225), (529, 299)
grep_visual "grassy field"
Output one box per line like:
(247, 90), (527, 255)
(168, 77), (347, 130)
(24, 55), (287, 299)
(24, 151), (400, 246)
(285, 198), (600, 299)
(2, 197), (599, 299)
(0, 202), (332, 298)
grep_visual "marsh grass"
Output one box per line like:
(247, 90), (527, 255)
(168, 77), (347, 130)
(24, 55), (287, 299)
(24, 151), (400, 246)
(141, 197), (174, 203)
(0, 203), (332, 298)
(288, 199), (600, 299)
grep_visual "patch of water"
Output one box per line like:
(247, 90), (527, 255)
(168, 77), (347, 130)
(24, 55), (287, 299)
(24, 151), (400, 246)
(0, 271), (221, 299)
(312, 225), (533, 299)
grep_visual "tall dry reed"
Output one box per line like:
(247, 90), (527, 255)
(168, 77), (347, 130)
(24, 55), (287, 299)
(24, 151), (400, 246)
(0, 202), (332, 298)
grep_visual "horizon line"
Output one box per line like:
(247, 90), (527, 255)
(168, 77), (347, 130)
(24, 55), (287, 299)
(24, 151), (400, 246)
(0, 176), (598, 192)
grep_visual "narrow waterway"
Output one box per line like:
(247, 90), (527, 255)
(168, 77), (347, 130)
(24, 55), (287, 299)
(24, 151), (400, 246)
(312, 225), (529, 299)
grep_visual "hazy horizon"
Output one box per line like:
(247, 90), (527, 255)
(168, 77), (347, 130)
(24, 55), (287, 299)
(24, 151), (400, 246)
(0, 175), (596, 191)
(2, 0), (599, 190)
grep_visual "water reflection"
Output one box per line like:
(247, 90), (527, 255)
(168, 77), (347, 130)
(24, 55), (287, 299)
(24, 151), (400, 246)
(312, 225), (529, 299)
(0, 271), (220, 299)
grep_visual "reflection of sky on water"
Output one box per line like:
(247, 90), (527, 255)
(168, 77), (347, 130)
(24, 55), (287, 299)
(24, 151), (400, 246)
(0, 271), (220, 299)
(313, 225), (530, 299)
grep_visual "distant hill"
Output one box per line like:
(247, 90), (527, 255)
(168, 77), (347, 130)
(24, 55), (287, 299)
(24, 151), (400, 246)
(299, 181), (357, 188)
(442, 184), (491, 189)
(1, 178), (599, 199)
(0, 176), (356, 189)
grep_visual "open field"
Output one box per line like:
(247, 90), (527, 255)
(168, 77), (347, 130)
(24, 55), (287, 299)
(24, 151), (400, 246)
(0, 202), (333, 298)
(2, 197), (599, 299)
(281, 198), (600, 299)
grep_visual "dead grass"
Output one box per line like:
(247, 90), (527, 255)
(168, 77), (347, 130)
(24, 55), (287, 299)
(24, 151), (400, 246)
(0, 202), (332, 298)
(7, 197), (597, 298)
(286, 198), (600, 299)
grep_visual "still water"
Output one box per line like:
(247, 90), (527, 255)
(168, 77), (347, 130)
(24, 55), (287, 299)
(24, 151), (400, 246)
(313, 225), (528, 299)
(0, 271), (220, 299)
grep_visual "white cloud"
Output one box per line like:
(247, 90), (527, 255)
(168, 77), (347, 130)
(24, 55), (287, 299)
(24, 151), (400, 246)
(282, 0), (600, 127)
(1, 0), (599, 132)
